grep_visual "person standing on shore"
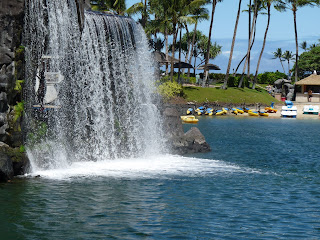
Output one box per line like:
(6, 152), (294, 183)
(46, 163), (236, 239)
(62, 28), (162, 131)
(308, 89), (312, 102)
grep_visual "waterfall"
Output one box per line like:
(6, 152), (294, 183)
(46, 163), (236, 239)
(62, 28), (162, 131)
(24, 0), (165, 171)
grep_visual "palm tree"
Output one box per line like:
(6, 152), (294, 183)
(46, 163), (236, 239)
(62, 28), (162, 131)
(309, 43), (317, 50)
(202, 0), (223, 87)
(234, 0), (264, 76)
(282, 50), (294, 77)
(170, 31), (222, 74)
(299, 40), (307, 51)
(248, 0), (252, 78)
(252, 0), (272, 89)
(273, 48), (286, 73)
(223, 0), (242, 90)
(91, 0), (127, 14)
(238, 0), (260, 88)
(166, 0), (194, 81)
(149, 0), (173, 75)
(275, 0), (318, 83)
(126, 0), (149, 27)
(187, 3), (209, 77)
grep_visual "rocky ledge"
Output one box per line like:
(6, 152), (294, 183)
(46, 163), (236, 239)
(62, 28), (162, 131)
(162, 107), (211, 154)
(0, 142), (29, 182)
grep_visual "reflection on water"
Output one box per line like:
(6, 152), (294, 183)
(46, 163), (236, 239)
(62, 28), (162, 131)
(1, 118), (320, 239)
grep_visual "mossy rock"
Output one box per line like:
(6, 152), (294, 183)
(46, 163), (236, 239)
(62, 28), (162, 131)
(0, 142), (29, 177)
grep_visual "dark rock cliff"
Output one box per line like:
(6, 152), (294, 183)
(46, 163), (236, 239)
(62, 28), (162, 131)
(162, 107), (211, 155)
(0, 0), (29, 182)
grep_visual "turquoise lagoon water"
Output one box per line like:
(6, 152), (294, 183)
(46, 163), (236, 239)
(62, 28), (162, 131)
(1, 117), (320, 239)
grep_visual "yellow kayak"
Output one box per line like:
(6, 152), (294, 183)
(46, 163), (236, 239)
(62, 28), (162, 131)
(265, 107), (278, 113)
(248, 110), (259, 116)
(259, 111), (269, 117)
(222, 108), (228, 114)
(231, 108), (238, 115)
(236, 108), (244, 114)
(181, 115), (199, 123)
(215, 110), (225, 116)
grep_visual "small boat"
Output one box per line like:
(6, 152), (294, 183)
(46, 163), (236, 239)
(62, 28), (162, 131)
(205, 108), (214, 116)
(181, 115), (199, 123)
(258, 111), (269, 117)
(243, 107), (250, 113)
(186, 107), (194, 115)
(303, 105), (319, 114)
(265, 102), (277, 113)
(195, 106), (205, 115)
(222, 108), (229, 114)
(215, 110), (226, 116)
(281, 100), (297, 118)
(236, 108), (244, 114)
(231, 108), (238, 115)
(248, 110), (259, 116)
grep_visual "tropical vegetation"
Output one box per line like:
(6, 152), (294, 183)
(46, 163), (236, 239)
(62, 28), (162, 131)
(91, 0), (320, 93)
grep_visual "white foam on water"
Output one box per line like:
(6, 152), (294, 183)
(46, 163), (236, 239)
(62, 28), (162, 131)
(26, 154), (260, 180)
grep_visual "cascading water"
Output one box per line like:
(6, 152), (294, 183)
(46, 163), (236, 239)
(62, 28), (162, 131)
(24, 0), (165, 171)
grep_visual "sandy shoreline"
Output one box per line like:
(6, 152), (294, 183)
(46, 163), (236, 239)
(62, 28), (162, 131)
(234, 102), (320, 119)
(180, 102), (320, 119)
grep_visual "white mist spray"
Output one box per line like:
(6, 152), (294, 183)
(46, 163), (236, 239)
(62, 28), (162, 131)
(24, 0), (165, 171)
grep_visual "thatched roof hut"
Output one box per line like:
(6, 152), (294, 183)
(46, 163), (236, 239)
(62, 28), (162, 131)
(295, 74), (320, 102)
(295, 74), (320, 86)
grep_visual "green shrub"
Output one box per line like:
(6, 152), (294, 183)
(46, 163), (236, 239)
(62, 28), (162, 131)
(208, 73), (225, 83)
(13, 101), (24, 123)
(157, 81), (183, 100)
(227, 76), (238, 87)
(14, 80), (25, 92)
(257, 71), (287, 84)
(183, 76), (196, 84)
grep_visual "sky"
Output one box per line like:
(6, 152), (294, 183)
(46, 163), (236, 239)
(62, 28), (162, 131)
(127, 0), (320, 74)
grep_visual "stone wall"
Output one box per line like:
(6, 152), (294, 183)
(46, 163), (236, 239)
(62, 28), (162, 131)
(0, 0), (29, 182)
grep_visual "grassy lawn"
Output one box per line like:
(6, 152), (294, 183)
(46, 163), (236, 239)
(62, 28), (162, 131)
(183, 86), (279, 105)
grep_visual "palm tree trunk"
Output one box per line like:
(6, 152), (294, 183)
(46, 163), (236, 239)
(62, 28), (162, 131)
(182, 25), (190, 75)
(247, 0), (251, 78)
(223, 0), (242, 90)
(234, 21), (257, 75)
(170, 24), (178, 82)
(253, 3), (270, 90)
(238, 1), (257, 88)
(202, 0), (216, 88)
(165, 26), (169, 75)
(178, 26), (182, 84)
(293, 8), (298, 82)
(279, 57), (286, 73)
(193, 57), (197, 76)
(188, 21), (198, 78)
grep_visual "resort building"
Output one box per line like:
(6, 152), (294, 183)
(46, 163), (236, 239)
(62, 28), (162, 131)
(295, 73), (320, 102)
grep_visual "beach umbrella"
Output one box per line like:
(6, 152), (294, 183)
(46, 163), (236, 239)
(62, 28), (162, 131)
(152, 51), (179, 65)
(173, 62), (194, 69)
(197, 63), (220, 71)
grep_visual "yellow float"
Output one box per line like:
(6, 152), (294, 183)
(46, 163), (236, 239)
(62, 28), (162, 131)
(248, 110), (259, 116)
(236, 108), (244, 114)
(265, 102), (277, 113)
(180, 115), (199, 123)
(259, 111), (269, 117)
